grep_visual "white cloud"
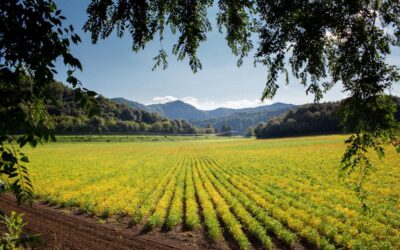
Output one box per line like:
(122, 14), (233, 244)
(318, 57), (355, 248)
(149, 96), (272, 110)
(223, 99), (266, 109)
(181, 96), (199, 106)
(152, 96), (178, 104)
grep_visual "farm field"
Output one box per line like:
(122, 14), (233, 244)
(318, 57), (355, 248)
(23, 135), (400, 249)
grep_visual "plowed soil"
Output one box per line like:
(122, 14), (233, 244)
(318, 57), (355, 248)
(0, 195), (214, 250)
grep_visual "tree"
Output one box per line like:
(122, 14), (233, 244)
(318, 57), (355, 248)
(246, 127), (254, 137)
(220, 124), (232, 136)
(204, 124), (215, 134)
(89, 116), (105, 134)
(0, 0), (98, 204)
(1, 0), (400, 205)
(120, 107), (136, 121)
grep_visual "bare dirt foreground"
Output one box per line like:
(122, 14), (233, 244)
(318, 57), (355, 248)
(0, 195), (213, 250)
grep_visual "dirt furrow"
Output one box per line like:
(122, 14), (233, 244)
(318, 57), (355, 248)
(0, 194), (186, 249)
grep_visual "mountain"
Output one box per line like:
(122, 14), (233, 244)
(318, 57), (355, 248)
(147, 100), (210, 120)
(111, 97), (153, 112)
(112, 97), (296, 132)
(239, 102), (295, 113)
(191, 107), (295, 134)
(45, 83), (199, 135)
(206, 107), (236, 117)
(112, 97), (295, 123)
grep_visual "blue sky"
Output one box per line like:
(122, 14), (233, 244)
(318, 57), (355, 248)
(55, 0), (400, 110)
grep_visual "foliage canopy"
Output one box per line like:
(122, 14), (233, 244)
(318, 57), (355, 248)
(0, 0), (96, 204)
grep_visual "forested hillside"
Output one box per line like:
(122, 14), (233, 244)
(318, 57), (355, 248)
(48, 83), (199, 134)
(110, 97), (153, 112)
(191, 107), (294, 134)
(255, 97), (400, 138)
(112, 97), (295, 121)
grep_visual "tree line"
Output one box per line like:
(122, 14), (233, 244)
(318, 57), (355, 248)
(255, 97), (400, 139)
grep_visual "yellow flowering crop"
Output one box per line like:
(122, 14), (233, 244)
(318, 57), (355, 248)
(22, 135), (399, 249)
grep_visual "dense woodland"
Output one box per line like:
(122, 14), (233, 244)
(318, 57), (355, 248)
(47, 83), (200, 134)
(255, 97), (400, 138)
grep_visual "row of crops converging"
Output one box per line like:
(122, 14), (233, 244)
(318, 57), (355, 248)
(27, 138), (400, 249)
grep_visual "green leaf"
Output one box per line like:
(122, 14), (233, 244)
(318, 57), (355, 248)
(20, 156), (29, 163)
(0, 180), (6, 193)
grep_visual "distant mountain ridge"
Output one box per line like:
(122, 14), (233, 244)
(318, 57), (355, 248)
(111, 97), (153, 112)
(147, 100), (210, 120)
(45, 83), (199, 135)
(112, 97), (296, 132)
(112, 97), (295, 120)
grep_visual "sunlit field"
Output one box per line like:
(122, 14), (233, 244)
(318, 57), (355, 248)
(24, 135), (400, 249)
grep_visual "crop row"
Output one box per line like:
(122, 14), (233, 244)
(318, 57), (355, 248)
(25, 137), (400, 249)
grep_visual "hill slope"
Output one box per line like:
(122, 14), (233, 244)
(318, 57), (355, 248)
(191, 106), (294, 133)
(111, 97), (153, 112)
(46, 83), (198, 134)
(255, 96), (400, 138)
(112, 97), (295, 123)
(147, 100), (210, 120)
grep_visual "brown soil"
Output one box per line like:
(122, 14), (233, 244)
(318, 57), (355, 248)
(0, 194), (216, 250)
